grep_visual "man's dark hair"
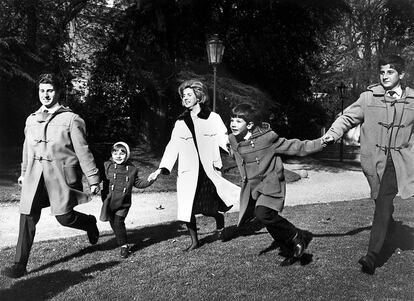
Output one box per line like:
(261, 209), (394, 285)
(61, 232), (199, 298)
(231, 103), (261, 125)
(38, 73), (63, 91)
(378, 54), (405, 73)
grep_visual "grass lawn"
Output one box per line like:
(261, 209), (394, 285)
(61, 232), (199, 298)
(1, 198), (413, 300)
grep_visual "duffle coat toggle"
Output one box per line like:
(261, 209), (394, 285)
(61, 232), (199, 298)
(375, 93), (408, 155)
(34, 138), (50, 143)
(33, 155), (52, 162)
(111, 166), (130, 194)
(100, 159), (154, 221)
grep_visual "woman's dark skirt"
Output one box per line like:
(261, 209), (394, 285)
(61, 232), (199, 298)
(191, 162), (232, 216)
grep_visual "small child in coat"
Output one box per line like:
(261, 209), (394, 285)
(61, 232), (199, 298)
(228, 103), (328, 265)
(100, 142), (155, 258)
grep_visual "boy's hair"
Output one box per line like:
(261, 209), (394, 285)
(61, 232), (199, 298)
(111, 142), (130, 161)
(378, 54), (405, 73)
(38, 73), (63, 91)
(177, 79), (209, 104)
(231, 103), (261, 125)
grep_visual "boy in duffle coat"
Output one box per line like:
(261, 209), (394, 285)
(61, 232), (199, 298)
(1, 73), (101, 279)
(323, 54), (414, 275)
(228, 103), (327, 265)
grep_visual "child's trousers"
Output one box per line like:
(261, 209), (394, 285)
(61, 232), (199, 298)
(255, 205), (297, 244)
(110, 214), (127, 246)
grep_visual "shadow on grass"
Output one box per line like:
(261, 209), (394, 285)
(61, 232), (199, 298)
(26, 221), (186, 275)
(0, 261), (119, 301)
(313, 225), (371, 237)
(377, 221), (414, 267)
(220, 218), (266, 243)
(119, 221), (188, 254)
(313, 220), (414, 267)
(27, 220), (218, 275)
(29, 245), (103, 274)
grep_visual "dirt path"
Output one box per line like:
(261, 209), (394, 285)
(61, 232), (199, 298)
(0, 160), (370, 249)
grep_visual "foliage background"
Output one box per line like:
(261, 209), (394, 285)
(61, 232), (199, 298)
(1, 0), (414, 150)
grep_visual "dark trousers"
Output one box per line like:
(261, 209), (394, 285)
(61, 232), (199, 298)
(255, 205), (297, 244)
(14, 206), (94, 266)
(367, 155), (398, 255)
(109, 214), (127, 246)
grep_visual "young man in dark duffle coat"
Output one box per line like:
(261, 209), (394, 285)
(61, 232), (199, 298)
(323, 54), (414, 275)
(1, 73), (101, 278)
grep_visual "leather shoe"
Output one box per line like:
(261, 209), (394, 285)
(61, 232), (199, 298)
(87, 215), (99, 245)
(292, 232), (305, 258)
(1, 263), (27, 278)
(120, 245), (130, 258)
(358, 255), (376, 275)
(216, 213), (225, 231)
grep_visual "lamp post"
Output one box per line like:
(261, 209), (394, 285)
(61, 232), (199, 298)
(337, 82), (347, 162)
(206, 34), (224, 112)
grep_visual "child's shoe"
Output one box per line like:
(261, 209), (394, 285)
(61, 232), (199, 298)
(120, 245), (130, 258)
(292, 232), (305, 258)
(291, 229), (313, 258)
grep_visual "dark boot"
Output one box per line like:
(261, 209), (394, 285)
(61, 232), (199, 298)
(120, 245), (130, 258)
(215, 213), (225, 231)
(87, 215), (99, 245)
(1, 263), (27, 279)
(358, 253), (377, 275)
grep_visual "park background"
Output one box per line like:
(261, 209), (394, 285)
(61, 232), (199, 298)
(0, 1), (414, 300)
(1, 0), (414, 152)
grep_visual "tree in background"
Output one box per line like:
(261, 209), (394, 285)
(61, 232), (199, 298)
(85, 0), (348, 148)
(3, 0), (414, 150)
(314, 0), (414, 124)
(0, 0), (108, 146)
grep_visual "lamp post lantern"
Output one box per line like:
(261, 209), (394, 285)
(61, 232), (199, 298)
(337, 82), (347, 162)
(206, 34), (224, 112)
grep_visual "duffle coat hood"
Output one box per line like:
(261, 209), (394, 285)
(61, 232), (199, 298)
(326, 84), (414, 199)
(229, 124), (323, 226)
(158, 105), (240, 222)
(19, 105), (100, 215)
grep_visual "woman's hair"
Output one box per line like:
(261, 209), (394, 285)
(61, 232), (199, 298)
(177, 79), (209, 104)
(38, 73), (63, 91)
(231, 103), (261, 125)
(378, 54), (405, 73)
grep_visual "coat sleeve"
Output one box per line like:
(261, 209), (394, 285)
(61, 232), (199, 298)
(21, 129), (28, 177)
(213, 113), (230, 153)
(326, 95), (365, 141)
(134, 169), (155, 189)
(70, 114), (100, 185)
(274, 137), (323, 156)
(101, 161), (110, 201)
(158, 121), (180, 174)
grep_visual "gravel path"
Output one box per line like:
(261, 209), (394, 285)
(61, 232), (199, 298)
(0, 159), (370, 249)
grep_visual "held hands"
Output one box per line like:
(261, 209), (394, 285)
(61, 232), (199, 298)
(321, 135), (335, 147)
(91, 185), (100, 195)
(148, 169), (161, 182)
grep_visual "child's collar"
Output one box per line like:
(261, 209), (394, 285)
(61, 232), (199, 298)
(243, 131), (252, 140)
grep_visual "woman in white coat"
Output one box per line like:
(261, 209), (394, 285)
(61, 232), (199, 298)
(148, 79), (240, 251)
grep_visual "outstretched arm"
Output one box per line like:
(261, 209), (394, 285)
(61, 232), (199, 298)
(325, 97), (364, 141)
(274, 137), (323, 156)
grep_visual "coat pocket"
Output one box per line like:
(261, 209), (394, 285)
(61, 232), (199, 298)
(260, 172), (282, 196)
(360, 154), (374, 176)
(63, 165), (82, 188)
